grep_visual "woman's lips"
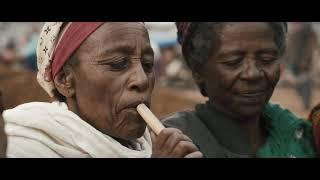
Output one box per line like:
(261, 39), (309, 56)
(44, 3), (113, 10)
(236, 88), (269, 97)
(234, 89), (268, 105)
(125, 101), (150, 110)
(117, 100), (150, 114)
(238, 91), (267, 97)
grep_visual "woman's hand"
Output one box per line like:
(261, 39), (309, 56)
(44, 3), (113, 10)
(151, 128), (203, 158)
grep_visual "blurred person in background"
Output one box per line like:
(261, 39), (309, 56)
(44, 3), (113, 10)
(146, 22), (194, 88)
(19, 24), (39, 71)
(0, 38), (19, 68)
(146, 22), (178, 78)
(283, 22), (317, 110)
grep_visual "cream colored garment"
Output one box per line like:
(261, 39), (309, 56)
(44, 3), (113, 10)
(2, 102), (152, 158)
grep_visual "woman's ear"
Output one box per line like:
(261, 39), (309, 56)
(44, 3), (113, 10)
(193, 70), (203, 85)
(192, 70), (207, 97)
(53, 67), (75, 99)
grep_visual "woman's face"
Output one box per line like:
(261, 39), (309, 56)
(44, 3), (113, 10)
(198, 22), (283, 119)
(71, 22), (155, 141)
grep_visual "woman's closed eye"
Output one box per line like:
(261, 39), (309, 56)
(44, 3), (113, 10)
(142, 55), (154, 73)
(107, 57), (130, 71)
(142, 61), (154, 73)
(256, 49), (279, 64)
(220, 57), (243, 67)
(257, 54), (278, 64)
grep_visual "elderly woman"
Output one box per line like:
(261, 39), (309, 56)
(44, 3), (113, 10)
(2, 22), (202, 158)
(163, 22), (316, 158)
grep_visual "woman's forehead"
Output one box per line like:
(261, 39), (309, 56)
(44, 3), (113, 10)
(219, 22), (273, 35)
(82, 23), (150, 48)
(217, 23), (277, 45)
(91, 22), (148, 39)
(76, 23), (152, 58)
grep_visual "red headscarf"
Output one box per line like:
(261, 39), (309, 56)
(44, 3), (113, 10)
(51, 22), (104, 78)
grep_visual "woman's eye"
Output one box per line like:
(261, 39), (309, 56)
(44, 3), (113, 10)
(142, 54), (154, 73)
(142, 62), (154, 73)
(257, 51), (279, 64)
(222, 58), (242, 67)
(258, 55), (278, 64)
(109, 58), (129, 71)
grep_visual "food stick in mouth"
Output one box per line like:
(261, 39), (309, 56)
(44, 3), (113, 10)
(137, 104), (165, 135)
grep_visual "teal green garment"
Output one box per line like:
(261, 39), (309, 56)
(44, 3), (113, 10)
(257, 103), (316, 158)
(163, 101), (317, 158)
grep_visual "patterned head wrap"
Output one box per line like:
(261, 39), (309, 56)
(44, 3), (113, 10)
(36, 22), (104, 97)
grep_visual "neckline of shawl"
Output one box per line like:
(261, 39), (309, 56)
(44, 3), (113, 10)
(4, 101), (152, 157)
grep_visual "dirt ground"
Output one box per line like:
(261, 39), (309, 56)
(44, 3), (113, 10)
(0, 64), (49, 110)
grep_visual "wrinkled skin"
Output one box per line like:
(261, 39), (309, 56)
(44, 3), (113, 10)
(191, 22), (284, 154)
(55, 22), (202, 158)
(196, 22), (282, 120)
(151, 128), (203, 158)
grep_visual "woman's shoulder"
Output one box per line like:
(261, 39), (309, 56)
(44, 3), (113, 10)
(2, 101), (69, 125)
(260, 102), (316, 157)
(161, 110), (200, 130)
(263, 102), (312, 129)
(3, 101), (67, 113)
(161, 108), (227, 157)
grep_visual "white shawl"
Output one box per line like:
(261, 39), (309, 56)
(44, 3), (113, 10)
(2, 102), (152, 158)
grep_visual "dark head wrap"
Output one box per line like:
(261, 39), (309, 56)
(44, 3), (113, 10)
(176, 22), (287, 49)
